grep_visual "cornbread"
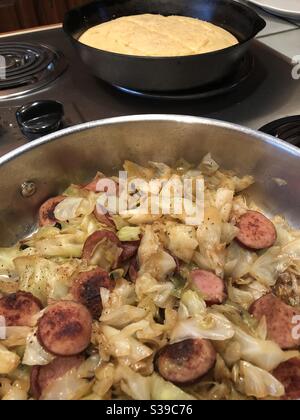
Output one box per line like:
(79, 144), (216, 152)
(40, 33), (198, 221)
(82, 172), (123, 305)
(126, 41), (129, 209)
(79, 14), (239, 57)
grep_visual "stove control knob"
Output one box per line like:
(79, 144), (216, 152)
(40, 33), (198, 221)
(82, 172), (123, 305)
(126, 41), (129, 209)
(16, 100), (64, 141)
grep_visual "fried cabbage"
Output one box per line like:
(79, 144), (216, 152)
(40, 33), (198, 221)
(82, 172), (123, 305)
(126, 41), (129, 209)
(1, 155), (300, 401)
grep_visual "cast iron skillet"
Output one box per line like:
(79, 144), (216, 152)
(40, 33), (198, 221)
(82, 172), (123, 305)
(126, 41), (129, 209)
(63, 0), (266, 92)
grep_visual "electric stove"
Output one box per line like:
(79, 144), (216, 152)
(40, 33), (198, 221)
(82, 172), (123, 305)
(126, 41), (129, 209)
(0, 27), (299, 157)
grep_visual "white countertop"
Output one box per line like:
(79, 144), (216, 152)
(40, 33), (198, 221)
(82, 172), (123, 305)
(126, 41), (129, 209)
(237, 0), (300, 59)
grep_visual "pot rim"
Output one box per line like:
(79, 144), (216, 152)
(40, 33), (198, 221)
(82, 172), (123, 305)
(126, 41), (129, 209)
(1, 114), (300, 167)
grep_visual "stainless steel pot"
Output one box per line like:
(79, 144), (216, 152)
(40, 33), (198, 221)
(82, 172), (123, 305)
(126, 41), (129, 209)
(0, 115), (299, 246)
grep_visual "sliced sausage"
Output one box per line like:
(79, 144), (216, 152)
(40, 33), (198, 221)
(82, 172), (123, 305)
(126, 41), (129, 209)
(38, 196), (66, 227)
(37, 301), (92, 356)
(273, 358), (300, 400)
(250, 293), (300, 349)
(82, 230), (121, 261)
(94, 205), (116, 229)
(156, 339), (216, 385)
(84, 174), (119, 195)
(83, 174), (104, 192)
(0, 291), (42, 327)
(30, 365), (41, 400)
(236, 211), (277, 250)
(30, 355), (84, 400)
(119, 241), (140, 262)
(71, 268), (113, 319)
(191, 270), (226, 305)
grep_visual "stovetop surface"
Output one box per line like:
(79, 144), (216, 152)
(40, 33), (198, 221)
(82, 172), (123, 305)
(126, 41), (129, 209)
(0, 28), (299, 156)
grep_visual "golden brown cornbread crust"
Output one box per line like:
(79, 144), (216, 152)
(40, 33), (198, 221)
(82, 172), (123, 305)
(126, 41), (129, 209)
(79, 14), (238, 57)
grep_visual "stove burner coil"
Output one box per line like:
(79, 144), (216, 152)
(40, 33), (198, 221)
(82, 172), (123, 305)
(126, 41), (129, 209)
(0, 43), (68, 99)
(260, 116), (300, 147)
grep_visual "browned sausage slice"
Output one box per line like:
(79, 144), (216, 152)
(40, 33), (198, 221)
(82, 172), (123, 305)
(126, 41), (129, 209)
(82, 230), (121, 261)
(236, 211), (277, 250)
(156, 339), (216, 385)
(250, 293), (300, 349)
(38, 196), (66, 227)
(83, 230), (139, 267)
(0, 291), (42, 327)
(273, 358), (300, 400)
(30, 355), (84, 400)
(94, 206), (116, 229)
(119, 241), (140, 262)
(30, 365), (41, 400)
(190, 270), (226, 305)
(83, 174), (104, 192)
(37, 301), (92, 356)
(71, 268), (114, 319)
(84, 174), (119, 195)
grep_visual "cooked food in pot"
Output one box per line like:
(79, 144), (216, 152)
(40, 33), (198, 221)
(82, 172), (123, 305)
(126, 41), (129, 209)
(79, 14), (238, 57)
(0, 154), (299, 400)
